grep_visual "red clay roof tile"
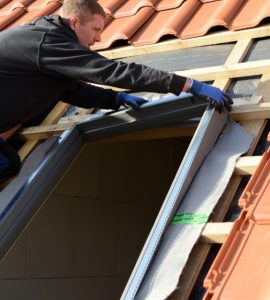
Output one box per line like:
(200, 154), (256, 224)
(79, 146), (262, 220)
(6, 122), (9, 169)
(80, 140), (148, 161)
(203, 148), (270, 300)
(110, 0), (158, 18)
(230, 0), (270, 30)
(130, 0), (200, 47)
(98, 0), (126, 16)
(91, 6), (155, 50)
(154, 0), (185, 11)
(0, 0), (33, 15)
(0, 7), (24, 30)
(0, 0), (11, 8)
(1, 0), (270, 50)
(180, 0), (245, 39)
(5, 0), (61, 28)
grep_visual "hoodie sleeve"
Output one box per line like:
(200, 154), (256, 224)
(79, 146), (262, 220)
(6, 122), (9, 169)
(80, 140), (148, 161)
(60, 80), (120, 110)
(38, 34), (186, 95)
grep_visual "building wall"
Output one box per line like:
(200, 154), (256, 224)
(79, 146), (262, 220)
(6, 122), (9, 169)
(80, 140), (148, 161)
(0, 139), (187, 300)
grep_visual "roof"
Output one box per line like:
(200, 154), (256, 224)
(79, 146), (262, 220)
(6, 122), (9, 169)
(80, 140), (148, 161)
(204, 146), (270, 300)
(1, 1), (270, 299)
(94, 0), (270, 50)
(0, 0), (270, 51)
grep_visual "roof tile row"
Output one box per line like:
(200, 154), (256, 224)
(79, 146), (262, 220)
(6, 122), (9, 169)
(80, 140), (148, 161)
(0, 0), (269, 51)
(93, 0), (270, 50)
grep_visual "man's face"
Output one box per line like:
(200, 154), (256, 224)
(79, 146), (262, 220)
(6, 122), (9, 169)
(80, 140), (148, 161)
(70, 13), (104, 48)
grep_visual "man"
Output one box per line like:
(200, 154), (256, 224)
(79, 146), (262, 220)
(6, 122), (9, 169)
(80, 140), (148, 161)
(0, 0), (232, 182)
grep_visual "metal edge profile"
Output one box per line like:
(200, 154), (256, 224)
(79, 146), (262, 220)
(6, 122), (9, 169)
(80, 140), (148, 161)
(0, 94), (207, 264)
(121, 108), (228, 300)
(0, 128), (83, 261)
(79, 94), (207, 142)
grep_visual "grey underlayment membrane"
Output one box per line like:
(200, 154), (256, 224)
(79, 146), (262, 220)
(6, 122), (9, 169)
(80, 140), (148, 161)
(135, 121), (253, 300)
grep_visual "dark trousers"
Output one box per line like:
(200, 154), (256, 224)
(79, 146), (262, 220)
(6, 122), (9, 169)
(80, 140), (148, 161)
(0, 138), (21, 182)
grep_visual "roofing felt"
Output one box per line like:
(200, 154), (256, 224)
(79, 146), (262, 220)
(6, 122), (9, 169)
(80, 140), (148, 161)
(0, 0), (269, 51)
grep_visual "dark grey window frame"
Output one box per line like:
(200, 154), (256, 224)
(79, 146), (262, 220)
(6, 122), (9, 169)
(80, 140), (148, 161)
(0, 94), (210, 288)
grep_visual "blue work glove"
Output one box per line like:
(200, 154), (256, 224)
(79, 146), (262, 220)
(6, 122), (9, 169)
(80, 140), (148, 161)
(189, 79), (233, 112)
(117, 92), (148, 110)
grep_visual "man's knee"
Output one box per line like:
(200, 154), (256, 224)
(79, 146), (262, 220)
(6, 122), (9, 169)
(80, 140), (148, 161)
(0, 139), (21, 180)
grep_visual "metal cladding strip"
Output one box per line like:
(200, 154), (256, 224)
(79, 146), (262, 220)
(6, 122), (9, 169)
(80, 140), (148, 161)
(136, 121), (254, 300)
(0, 128), (84, 261)
(121, 107), (228, 300)
(78, 94), (207, 141)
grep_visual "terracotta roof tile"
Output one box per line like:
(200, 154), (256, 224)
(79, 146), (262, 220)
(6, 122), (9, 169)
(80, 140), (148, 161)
(0, 6), (25, 29)
(0, 0), (270, 50)
(110, 0), (158, 18)
(92, 6), (155, 50)
(130, 0), (200, 47)
(0, 0), (11, 8)
(0, 0), (33, 15)
(154, 0), (186, 11)
(203, 148), (270, 300)
(230, 0), (270, 30)
(0, 0), (60, 30)
(180, 0), (245, 39)
(98, 0), (126, 16)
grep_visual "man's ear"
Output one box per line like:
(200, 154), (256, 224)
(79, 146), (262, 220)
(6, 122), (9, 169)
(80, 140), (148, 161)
(69, 16), (79, 30)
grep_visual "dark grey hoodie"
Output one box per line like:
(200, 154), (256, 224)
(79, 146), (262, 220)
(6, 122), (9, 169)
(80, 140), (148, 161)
(0, 15), (186, 132)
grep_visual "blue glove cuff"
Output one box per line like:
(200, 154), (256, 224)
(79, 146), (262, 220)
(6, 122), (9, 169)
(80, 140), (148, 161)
(189, 79), (203, 94)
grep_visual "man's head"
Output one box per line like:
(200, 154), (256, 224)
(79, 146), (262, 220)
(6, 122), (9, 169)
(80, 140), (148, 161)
(60, 0), (106, 48)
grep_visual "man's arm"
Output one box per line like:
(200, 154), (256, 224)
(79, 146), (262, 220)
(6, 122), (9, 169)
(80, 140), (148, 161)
(60, 80), (120, 110)
(39, 35), (186, 95)
(61, 81), (150, 111)
(40, 35), (232, 111)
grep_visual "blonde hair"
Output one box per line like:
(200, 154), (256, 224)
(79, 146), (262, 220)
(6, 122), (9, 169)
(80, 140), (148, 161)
(60, 0), (106, 23)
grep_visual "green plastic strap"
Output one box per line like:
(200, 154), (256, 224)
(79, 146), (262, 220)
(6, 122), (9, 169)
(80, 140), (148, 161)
(171, 213), (209, 225)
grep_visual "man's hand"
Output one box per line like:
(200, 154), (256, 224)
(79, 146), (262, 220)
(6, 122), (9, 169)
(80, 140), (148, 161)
(189, 79), (233, 112)
(117, 92), (148, 110)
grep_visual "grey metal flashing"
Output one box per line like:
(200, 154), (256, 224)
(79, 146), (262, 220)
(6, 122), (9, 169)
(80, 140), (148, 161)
(0, 94), (206, 262)
(121, 108), (228, 300)
(0, 127), (83, 261)
(79, 94), (207, 142)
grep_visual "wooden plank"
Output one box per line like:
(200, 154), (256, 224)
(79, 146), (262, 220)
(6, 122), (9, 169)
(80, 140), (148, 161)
(99, 25), (270, 60)
(18, 102), (71, 159)
(176, 59), (270, 82)
(19, 98), (270, 142)
(19, 100), (270, 140)
(200, 222), (233, 244)
(19, 123), (73, 140)
(58, 114), (91, 124)
(254, 73), (270, 102)
(234, 156), (262, 175)
(213, 39), (253, 90)
(230, 102), (270, 121)
(19, 122), (197, 141)
(42, 101), (70, 125)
